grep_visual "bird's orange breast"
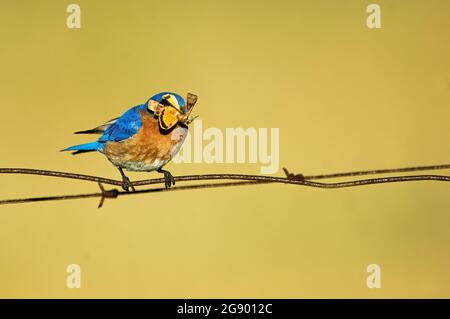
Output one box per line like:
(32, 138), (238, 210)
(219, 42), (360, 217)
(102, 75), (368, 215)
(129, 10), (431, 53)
(103, 110), (188, 171)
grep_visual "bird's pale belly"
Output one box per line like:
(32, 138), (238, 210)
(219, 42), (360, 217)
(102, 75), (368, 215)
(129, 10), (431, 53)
(103, 110), (188, 172)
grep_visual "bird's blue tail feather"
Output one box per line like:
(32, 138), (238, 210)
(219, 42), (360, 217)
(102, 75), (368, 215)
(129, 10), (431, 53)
(62, 141), (102, 154)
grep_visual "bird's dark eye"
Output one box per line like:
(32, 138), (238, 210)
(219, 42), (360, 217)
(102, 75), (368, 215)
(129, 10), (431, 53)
(161, 99), (171, 106)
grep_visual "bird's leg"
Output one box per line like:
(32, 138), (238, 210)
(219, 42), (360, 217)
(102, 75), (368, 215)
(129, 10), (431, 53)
(117, 167), (135, 192)
(157, 168), (175, 188)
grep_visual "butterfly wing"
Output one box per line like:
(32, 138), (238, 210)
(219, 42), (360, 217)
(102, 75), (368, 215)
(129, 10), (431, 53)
(158, 106), (179, 130)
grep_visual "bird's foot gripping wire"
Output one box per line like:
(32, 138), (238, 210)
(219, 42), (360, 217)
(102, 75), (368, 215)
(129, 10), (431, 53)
(158, 169), (175, 188)
(121, 176), (135, 192)
(118, 167), (135, 192)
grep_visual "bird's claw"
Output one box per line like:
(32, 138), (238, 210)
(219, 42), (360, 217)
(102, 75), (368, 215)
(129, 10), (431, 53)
(121, 176), (135, 192)
(161, 170), (175, 188)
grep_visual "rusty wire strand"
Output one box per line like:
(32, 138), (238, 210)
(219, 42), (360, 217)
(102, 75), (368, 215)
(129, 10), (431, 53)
(0, 164), (449, 207)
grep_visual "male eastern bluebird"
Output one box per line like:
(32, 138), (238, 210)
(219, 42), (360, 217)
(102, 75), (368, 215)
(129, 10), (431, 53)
(63, 92), (198, 191)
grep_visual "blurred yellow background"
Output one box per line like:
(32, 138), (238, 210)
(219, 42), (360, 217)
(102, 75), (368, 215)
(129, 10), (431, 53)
(0, 0), (449, 298)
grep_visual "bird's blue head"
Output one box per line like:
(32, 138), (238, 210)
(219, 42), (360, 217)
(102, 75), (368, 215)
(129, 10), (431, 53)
(147, 92), (186, 113)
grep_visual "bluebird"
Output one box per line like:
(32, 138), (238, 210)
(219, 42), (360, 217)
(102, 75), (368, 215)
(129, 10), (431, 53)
(63, 92), (198, 191)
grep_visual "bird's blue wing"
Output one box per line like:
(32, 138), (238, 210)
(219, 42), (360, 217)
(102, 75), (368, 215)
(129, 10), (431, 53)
(98, 104), (147, 143)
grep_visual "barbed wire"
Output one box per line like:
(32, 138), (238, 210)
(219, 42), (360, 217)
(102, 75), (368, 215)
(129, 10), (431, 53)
(0, 164), (449, 208)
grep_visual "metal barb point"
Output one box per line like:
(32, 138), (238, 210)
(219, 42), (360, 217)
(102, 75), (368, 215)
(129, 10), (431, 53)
(97, 183), (119, 208)
(283, 167), (305, 181)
